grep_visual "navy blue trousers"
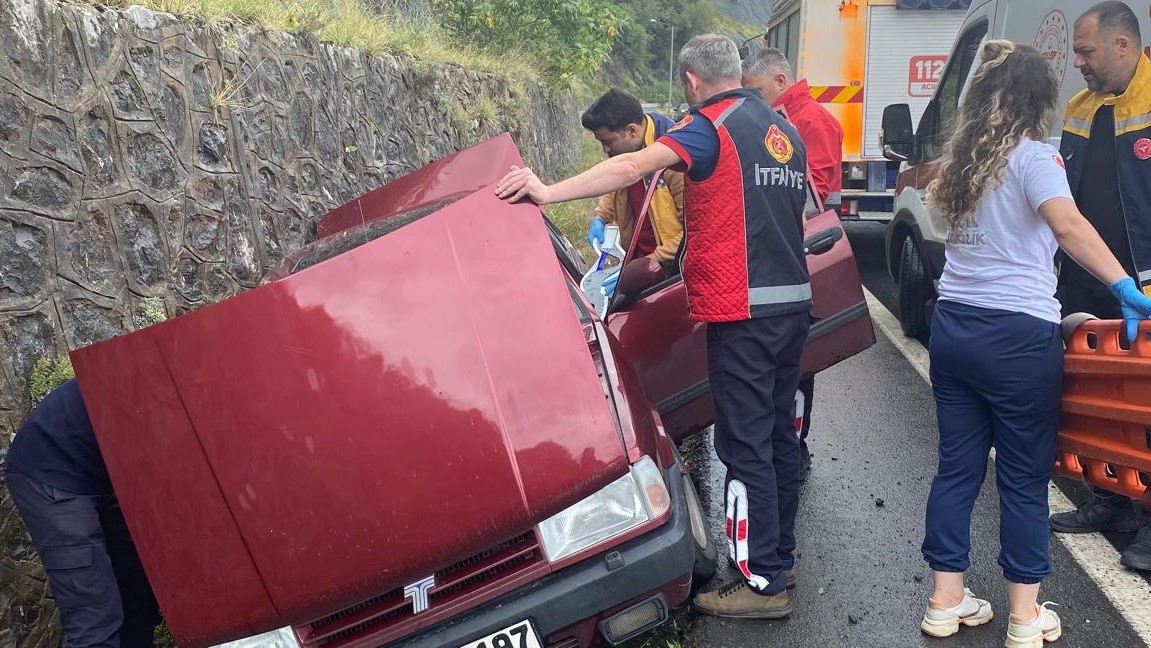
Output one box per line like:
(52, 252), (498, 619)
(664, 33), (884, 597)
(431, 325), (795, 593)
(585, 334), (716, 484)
(710, 312), (809, 594)
(5, 472), (159, 648)
(922, 301), (1062, 584)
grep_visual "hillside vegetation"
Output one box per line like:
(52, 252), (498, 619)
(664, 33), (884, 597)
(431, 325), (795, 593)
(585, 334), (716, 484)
(90, 0), (759, 102)
(593, 0), (761, 106)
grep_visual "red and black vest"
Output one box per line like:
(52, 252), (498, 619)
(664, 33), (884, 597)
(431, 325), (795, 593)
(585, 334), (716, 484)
(682, 89), (812, 322)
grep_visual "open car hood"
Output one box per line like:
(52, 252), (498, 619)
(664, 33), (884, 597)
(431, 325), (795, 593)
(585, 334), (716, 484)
(70, 134), (628, 647)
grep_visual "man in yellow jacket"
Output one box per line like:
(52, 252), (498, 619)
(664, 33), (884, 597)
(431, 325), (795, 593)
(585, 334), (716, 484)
(582, 89), (684, 265)
(1050, 0), (1151, 573)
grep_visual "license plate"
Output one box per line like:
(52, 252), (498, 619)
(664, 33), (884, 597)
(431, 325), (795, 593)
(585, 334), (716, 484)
(458, 620), (542, 648)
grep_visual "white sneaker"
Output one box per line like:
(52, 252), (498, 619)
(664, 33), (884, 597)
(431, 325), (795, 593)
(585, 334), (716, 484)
(1005, 602), (1061, 648)
(921, 588), (994, 638)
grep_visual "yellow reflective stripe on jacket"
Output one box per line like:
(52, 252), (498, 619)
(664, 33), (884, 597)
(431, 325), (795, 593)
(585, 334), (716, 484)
(594, 115), (685, 263)
(1065, 55), (1151, 137)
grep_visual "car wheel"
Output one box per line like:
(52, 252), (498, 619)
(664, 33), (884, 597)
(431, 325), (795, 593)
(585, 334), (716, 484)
(683, 473), (717, 581)
(898, 237), (932, 342)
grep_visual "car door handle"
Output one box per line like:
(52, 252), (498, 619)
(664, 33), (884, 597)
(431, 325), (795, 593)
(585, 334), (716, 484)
(803, 227), (844, 256)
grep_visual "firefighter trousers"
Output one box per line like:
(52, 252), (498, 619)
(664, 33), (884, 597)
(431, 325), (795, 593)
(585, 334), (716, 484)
(708, 312), (809, 595)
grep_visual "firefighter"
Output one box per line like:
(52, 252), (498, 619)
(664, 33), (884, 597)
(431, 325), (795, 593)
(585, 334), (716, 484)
(742, 46), (846, 474)
(4, 379), (160, 648)
(498, 33), (811, 618)
(1050, 0), (1150, 574)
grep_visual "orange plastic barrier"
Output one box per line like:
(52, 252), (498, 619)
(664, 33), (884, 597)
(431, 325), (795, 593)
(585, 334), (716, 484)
(1056, 320), (1151, 500)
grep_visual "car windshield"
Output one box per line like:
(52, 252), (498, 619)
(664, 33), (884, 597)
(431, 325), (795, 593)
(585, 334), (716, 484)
(287, 200), (455, 276)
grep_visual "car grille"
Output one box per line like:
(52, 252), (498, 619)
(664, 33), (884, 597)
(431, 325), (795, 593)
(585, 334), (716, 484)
(297, 532), (546, 648)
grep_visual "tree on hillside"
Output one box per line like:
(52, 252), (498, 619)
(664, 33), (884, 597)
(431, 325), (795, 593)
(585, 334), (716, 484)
(597, 0), (748, 104)
(429, 0), (627, 84)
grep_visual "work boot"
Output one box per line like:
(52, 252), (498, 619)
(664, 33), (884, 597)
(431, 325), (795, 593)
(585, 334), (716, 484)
(1120, 521), (1151, 572)
(1049, 495), (1139, 533)
(692, 580), (791, 619)
(1005, 602), (1061, 648)
(920, 588), (994, 638)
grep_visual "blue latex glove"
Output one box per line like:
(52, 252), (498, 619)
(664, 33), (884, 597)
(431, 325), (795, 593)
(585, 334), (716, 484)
(587, 217), (605, 248)
(602, 270), (619, 297)
(1108, 277), (1151, 342)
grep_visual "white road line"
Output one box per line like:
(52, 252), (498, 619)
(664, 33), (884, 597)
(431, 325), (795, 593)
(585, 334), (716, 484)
(863, 288), (930, 383)
(1047, 486), (1151, 642)
(863, 287), (1151, 646)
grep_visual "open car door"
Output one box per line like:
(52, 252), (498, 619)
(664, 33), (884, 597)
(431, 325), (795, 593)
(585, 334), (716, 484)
(603, 178), (875, 440)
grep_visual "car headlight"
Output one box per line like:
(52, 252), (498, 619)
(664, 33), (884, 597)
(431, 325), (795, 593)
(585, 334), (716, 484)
(210, 627), (301, 648)
(537, 456), (670, 562)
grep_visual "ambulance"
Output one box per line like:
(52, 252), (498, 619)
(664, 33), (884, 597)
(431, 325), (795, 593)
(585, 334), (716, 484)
(766, 0), (970, 219)
(880, 0), (1151, 340)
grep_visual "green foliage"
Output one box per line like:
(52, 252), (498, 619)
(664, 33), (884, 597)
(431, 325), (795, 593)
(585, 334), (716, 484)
(28, 356), (75, 405)
(591, 0), (760, 104)
(474, 95), (499, 129)
(449, 102), (475, 142)
(91, 0), (755, 95)
(93, 0), (538, 81)
(153, 621), (176, 648)
(428, 0), (627, 86)
(134, 297), (169, 329)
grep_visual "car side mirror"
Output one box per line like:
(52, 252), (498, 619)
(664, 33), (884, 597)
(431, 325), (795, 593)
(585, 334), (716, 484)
(880, 104), (914, 162)
(616, 256), (665, 296)
(803, 227), (844, 256)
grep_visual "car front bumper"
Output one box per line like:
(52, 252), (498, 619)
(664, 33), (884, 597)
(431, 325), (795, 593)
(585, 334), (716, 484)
(388, 461), (698, 648)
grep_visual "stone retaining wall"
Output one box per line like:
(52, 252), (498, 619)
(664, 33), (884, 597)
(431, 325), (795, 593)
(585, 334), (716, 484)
(0, 1), (580, 644)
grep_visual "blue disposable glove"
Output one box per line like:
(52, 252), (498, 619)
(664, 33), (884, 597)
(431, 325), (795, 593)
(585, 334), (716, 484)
(602, 270), (619, 297)
(587, 217), (605, 248)
(1107, 277), (1151, 342)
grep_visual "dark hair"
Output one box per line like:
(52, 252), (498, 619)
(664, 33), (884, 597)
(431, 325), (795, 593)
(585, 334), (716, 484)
(581, 88), (645, 132)
(1078, 1), (1141, 43)
(928, 41), (1058, 235)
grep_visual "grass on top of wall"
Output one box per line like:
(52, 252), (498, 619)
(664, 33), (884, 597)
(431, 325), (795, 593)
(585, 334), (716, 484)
(85, 0), (539, 82)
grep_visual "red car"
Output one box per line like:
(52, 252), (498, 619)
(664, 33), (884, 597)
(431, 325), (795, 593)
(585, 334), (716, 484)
(71, 134), (874, 648)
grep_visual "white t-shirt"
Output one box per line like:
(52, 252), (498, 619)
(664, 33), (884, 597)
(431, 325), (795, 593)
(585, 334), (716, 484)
(936, 138), (1073, 323)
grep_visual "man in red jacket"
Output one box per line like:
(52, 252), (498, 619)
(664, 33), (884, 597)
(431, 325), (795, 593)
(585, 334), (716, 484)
(742, 47), (845, 473)
(742, 47), (843, 207)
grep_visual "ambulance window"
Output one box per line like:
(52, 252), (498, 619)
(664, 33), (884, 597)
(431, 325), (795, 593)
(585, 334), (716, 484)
(936, 22), (988, 134)
(784, 14), (800, 65)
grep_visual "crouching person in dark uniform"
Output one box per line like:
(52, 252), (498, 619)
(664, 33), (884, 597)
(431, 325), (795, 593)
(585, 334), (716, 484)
(4, 379), (160, 648)
(497, 33), (811, 618)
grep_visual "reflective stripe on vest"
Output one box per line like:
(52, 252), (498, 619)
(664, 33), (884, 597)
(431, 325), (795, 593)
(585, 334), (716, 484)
(750, 283), (813, 306)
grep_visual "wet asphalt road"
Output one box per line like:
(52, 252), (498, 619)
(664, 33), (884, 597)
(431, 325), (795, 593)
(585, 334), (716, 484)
(677, 222), (1151, 648)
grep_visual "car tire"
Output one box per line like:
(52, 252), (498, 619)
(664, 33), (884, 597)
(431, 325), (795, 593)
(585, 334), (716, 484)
(683, 473), (717, 581)
(898, 237), (932, 342)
